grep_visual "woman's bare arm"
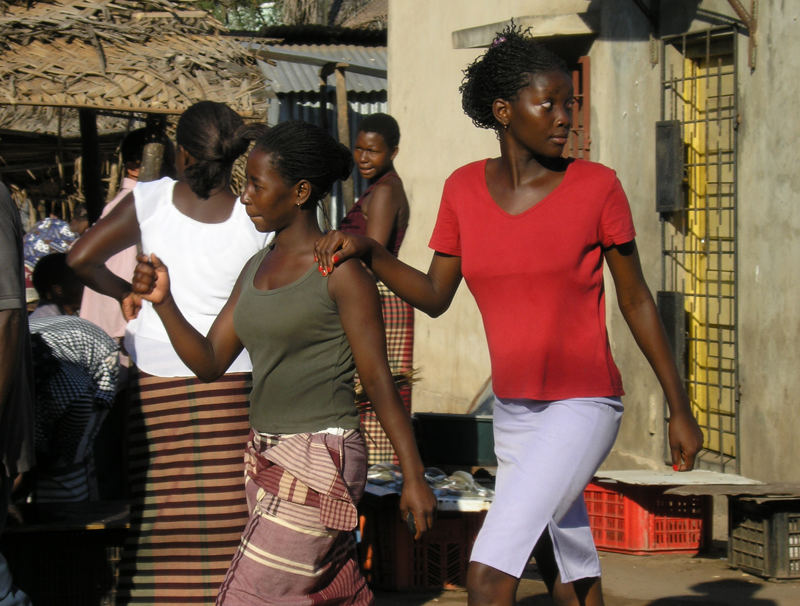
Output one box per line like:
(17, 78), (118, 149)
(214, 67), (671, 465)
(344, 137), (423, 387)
(329, 259), (436, 538)
(67, 193), (139, 302)
(363, 181), (402, 248)
(605, 240), (704, 470)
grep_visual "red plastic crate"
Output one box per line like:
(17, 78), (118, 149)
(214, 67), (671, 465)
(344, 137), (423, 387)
(584, 481), (711, 555)
(358, 493), (486, 590)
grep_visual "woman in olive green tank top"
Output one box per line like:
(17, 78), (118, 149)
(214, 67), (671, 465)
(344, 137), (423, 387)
(130, 121), (435, 605)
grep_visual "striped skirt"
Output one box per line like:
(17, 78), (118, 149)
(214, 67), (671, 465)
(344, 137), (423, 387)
(216, 430), (373, 605)
(358, 282), (414, 464)
(116, 371), (252, 605)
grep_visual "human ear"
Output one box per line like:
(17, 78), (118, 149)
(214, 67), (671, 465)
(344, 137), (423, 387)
(390, 146), (399, 162)
(295, 180), (312, 206)
(492, 98), (511, 130)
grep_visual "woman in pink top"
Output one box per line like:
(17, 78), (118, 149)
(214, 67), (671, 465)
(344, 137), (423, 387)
(315, 24), (704, 606)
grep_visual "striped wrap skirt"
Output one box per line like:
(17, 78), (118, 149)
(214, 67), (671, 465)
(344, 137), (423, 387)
(216, 429), (373, 605)
(116, 371), (252, 605)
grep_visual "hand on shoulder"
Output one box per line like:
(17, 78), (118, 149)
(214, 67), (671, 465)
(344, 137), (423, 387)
(314, 230), (374, 276)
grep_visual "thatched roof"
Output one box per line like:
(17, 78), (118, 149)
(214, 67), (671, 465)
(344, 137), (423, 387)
(0, 105), (141, 136)
(0, 0), (267, 117)
(339, 0), (386, 30)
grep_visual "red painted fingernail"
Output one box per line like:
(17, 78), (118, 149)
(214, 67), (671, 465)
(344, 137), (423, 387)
(672, 464), (679, 471)
(332, 255), (339, 263)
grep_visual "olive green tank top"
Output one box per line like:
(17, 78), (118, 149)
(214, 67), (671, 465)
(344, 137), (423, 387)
(233, 247), (359, 434)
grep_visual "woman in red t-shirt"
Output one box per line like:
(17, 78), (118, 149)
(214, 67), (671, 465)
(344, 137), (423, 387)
(315, 24), (703, 606)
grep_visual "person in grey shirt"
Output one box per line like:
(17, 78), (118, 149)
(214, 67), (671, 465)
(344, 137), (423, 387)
(0, 180), (34, 605)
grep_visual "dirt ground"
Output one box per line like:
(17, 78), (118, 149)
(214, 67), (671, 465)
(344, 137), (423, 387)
(373, 545), (800, 605)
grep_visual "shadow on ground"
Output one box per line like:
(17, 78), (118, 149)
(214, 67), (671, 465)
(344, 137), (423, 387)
(623, 579), (779, 606)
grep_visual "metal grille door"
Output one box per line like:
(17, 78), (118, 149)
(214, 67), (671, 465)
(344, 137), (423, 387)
(566, 56), (591, 160)
(659, 28), (738, 471)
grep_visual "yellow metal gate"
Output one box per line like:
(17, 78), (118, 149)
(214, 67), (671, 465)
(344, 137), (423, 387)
(659, 27), (739, 471)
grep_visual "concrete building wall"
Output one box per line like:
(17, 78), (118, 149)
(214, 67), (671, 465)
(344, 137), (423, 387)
(388, 0), (800, 481)
(733, 1), (800, 482)
(594, 0), (800, 481)
(588, 1), (666, 468)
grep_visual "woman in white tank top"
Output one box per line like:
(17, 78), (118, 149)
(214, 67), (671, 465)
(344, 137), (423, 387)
(68, 101), (268, 604)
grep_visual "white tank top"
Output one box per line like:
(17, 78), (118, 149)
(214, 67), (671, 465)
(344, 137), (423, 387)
(124, 177), (270, 377)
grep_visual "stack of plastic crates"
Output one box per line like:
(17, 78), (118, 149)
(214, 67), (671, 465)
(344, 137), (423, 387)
(583, 481), (711, 554)
(728, 496), (800, 579)
(358, 492), (486, 590)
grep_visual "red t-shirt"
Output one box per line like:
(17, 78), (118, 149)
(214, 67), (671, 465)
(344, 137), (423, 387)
(429, 158), (636, 400)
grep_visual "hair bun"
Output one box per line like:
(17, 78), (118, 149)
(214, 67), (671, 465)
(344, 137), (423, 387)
(221, 133), (249, 163)
(235, 123), (270, 145)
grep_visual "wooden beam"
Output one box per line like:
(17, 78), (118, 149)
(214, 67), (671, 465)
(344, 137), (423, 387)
(727, 0), (757, 69)
(452, 12), (600, 49)
(334, 66), (354, 211)
(139, 142), (165, 183)
(78, 108), (103, 224)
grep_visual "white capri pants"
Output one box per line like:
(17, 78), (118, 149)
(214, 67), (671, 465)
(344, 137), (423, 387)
(470, 396), (623, 583)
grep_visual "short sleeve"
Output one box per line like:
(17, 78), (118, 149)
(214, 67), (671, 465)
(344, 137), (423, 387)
(0, 183), (24, 311)
(133, 177), (175, 225)
(599, 176), (636, 248)
(428, 178), (461, 256)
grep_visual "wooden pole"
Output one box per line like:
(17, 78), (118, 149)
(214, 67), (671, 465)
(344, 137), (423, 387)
(138, 142), (165, 182)
(139, 115), (170, 182)
(334, 65), (354, 211)
(78, 109), (103, 224)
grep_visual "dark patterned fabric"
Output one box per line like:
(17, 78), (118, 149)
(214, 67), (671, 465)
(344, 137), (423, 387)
(358, 281), (414, 464)
(28, 315), (119, 502)
(338, 173), (414, 464)
(22, 217), (79, 272)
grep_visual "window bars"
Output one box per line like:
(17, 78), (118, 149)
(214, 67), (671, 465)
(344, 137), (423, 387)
(659, 27), (739, 472)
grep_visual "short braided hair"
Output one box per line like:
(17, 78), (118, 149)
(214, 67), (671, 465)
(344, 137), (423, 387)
(357, 113), (400, 149)
(238, 121), (354, 205)
(460, 22), (570, 131)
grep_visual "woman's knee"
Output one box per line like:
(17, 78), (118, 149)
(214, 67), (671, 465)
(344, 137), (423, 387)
(551, 576), (604, 606)
(465, 561), (518, 606)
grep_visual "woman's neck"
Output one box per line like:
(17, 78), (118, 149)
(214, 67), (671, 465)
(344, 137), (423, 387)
(498, 142), (568, 188)
(172, 181), (235, 223)
(271, 214), (323, 255)
(368, 165), (394, 185)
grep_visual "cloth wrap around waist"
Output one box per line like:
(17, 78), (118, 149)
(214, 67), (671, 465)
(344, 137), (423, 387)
(245, 429), (359, 532)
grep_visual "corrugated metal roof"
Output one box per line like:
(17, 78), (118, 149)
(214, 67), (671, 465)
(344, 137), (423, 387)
(256, 44), (386, 94)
